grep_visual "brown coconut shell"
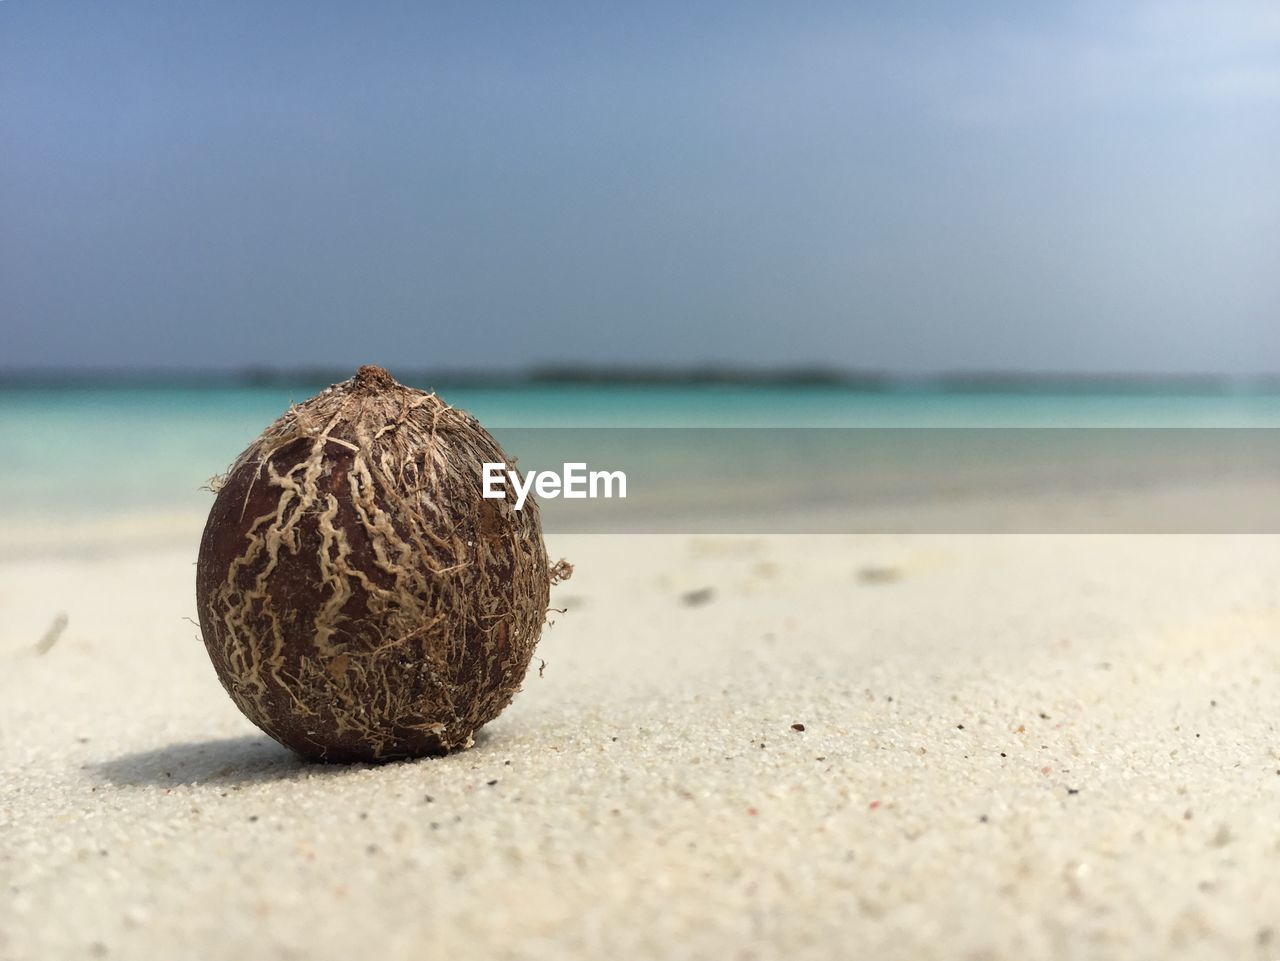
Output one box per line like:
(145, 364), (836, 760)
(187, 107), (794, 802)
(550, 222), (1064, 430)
(195, 365), (568, 762)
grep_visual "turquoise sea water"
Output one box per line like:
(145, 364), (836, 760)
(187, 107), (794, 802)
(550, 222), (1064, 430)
(3, 383), (1280, 519)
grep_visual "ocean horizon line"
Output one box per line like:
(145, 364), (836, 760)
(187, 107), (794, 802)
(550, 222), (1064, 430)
(3, 365), (1280, 395)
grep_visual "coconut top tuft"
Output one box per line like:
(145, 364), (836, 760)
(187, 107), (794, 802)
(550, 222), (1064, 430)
(351, 363), (400, 394)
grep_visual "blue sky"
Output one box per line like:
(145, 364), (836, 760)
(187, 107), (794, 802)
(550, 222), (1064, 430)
(2, 1), (1278, 373)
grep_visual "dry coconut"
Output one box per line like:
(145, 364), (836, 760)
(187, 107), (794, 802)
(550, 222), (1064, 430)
(195, 365), (570, 762)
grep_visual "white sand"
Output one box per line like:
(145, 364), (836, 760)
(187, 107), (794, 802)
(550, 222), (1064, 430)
(3, 522), (1280, 960)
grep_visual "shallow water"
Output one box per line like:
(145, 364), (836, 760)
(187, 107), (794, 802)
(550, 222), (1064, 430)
(3, 383), (1280, 519)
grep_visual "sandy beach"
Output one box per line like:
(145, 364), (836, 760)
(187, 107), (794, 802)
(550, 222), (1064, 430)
(4, 514), (1280, 961)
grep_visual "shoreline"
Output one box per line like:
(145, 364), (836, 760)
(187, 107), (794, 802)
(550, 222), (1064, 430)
(5, 470), (1280, 563)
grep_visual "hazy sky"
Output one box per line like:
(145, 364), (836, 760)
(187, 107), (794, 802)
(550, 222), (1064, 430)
(2, 1), (1278, 373)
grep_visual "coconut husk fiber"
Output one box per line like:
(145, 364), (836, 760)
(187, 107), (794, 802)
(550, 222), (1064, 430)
(196, 365), (570, 762)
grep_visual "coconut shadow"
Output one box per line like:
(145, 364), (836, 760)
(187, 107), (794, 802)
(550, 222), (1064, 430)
(91, 730), (480, 788)
(92, 734), (322, 788)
